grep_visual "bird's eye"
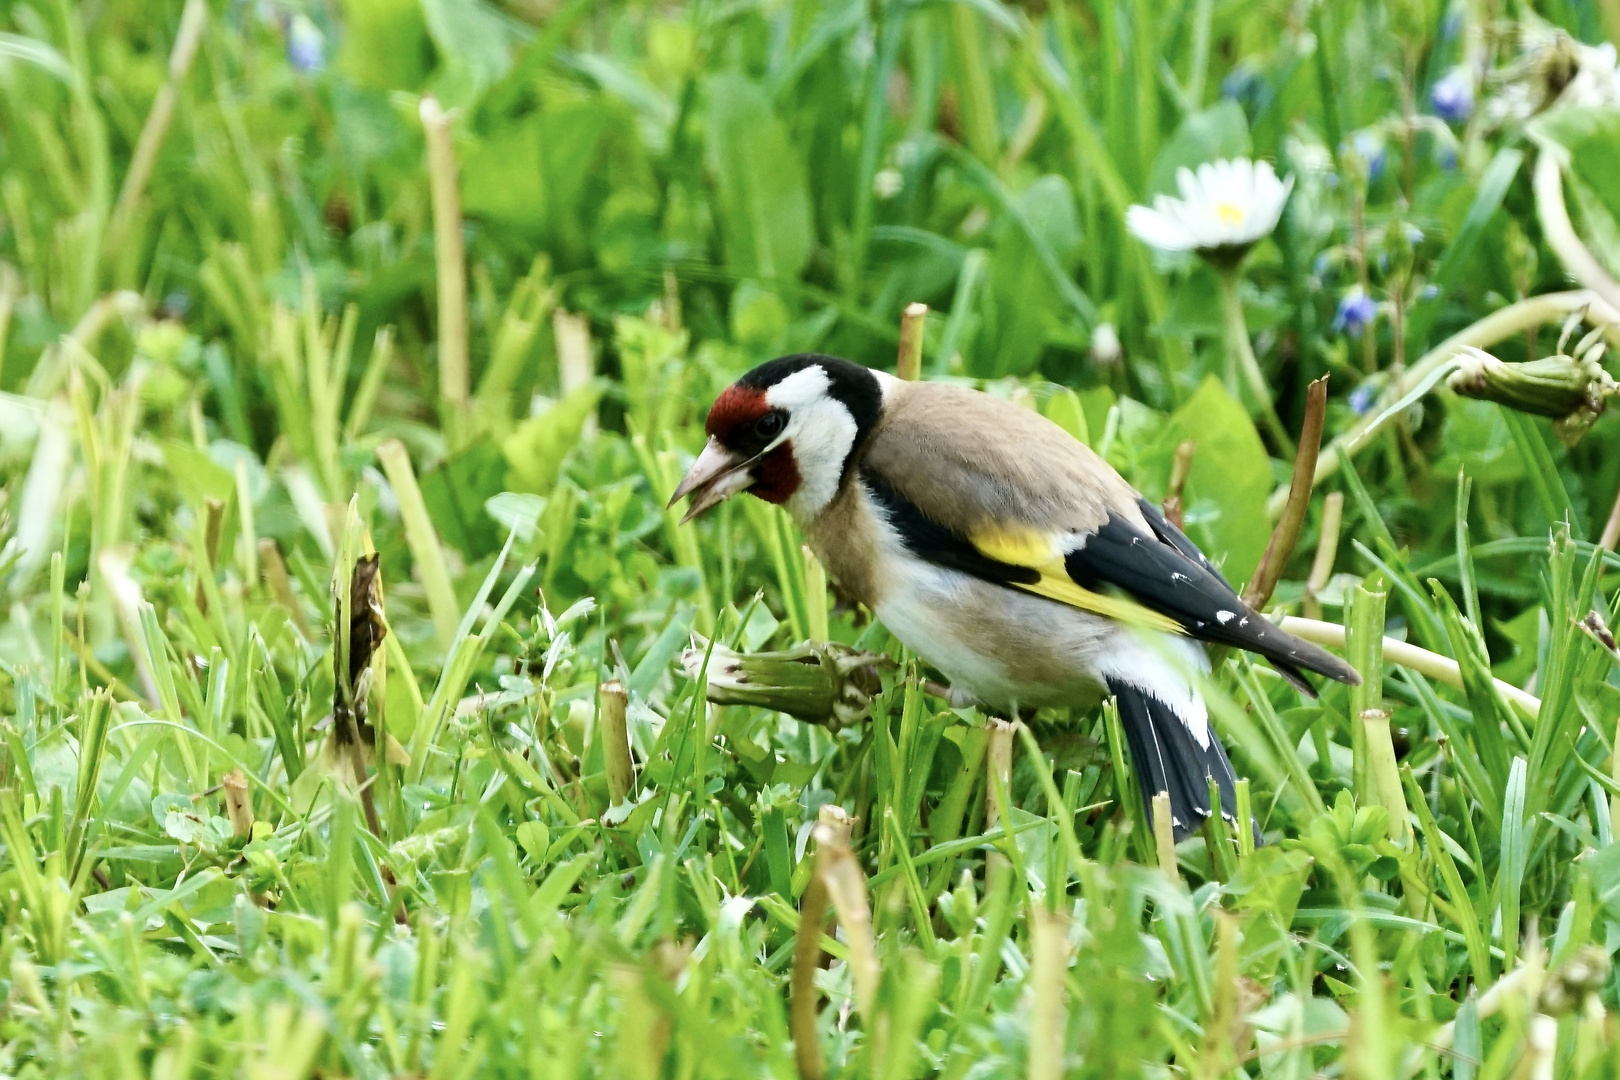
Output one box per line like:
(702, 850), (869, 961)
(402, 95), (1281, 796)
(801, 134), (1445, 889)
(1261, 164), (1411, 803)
(755, 411), (785, 439)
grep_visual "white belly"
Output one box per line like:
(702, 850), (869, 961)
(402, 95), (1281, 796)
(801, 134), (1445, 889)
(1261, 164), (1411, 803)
(868, 555), (1209, 733)
(870, 557), (1115, 710)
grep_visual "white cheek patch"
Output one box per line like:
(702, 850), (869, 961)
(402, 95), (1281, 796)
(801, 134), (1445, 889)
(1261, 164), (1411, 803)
(766, 366), (859, 521)
(766, 366), (833, 411)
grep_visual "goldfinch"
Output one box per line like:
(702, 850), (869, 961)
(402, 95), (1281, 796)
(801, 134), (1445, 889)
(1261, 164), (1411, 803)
(671, 354), (1360, 839)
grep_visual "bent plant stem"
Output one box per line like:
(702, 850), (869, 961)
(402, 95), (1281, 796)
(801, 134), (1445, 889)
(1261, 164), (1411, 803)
(1602, 485), (1620, 551)
(106, 0), (209, 262)
(1278, 616), (1542, 719)
(1533, 150), (1620, 316)
(1219, 268), (1294, 457)
(1269, 289), (1620, 516)
(1245, 375), (1329, 611)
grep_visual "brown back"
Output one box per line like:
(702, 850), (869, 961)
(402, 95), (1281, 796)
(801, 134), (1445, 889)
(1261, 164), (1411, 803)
(860, 381), (1145, 536)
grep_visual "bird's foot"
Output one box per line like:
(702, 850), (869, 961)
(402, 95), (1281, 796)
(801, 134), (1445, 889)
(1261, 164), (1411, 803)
(940, 683), (984, 710)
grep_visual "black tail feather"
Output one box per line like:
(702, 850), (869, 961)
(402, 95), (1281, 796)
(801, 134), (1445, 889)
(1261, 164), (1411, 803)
(1108, 678), (1258, 845)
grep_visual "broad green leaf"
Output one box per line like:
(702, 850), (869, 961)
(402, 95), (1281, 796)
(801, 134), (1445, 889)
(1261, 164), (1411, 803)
(419, 437), (510, 557)
(514, 820), (550, 863)
(485, 492), (545, 542)
(336, 0), (430, 90)
(461, 122), (547, 232)
(1586, 841), (1620, 925)
(1150, 376), (1271, 585)
(1147, 100), (1252, 198)
(162, 441), (236, 510)
(1405, 146), (1522, 351)
(975, 174), (1082, 377)
(703, 74), (814, 282)
(1040, 386), (1089, 444)
(417, 0), (516, 102)
(500, 381), (607, 496)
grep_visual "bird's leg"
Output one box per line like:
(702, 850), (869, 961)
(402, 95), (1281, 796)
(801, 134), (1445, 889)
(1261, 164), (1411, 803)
(927, 681), (981, 710)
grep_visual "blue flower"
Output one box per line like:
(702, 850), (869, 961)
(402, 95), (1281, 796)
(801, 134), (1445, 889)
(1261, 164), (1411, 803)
(1220, 68), (1250, 100)
(1333, 287), (1378, 338)
(1430, 67), (1474, 124)
(287, 14), (325, 74)
(1348, 383), (1377, 416)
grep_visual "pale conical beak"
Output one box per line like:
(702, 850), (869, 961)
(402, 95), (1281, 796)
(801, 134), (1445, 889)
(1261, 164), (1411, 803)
(668, 437), (755, 523)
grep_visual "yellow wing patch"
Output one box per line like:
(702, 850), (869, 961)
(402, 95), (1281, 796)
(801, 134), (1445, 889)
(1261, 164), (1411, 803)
(970, 526), (1183, 634)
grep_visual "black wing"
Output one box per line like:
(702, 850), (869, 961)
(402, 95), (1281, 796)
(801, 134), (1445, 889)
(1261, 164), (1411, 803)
(1066, 499), (1360, 691)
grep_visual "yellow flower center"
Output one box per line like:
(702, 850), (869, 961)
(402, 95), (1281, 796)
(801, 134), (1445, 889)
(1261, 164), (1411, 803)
(1214, 202), (1245, 226)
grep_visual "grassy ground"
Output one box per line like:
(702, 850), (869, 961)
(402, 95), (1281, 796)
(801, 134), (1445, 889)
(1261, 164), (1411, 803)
(4, 0), (1620, 1075)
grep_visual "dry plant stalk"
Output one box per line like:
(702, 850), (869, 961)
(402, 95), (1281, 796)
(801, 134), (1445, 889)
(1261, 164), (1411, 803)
(818, 832), (878, 1017)
(258, 538), (311, 637)
(1534, 152), (1620, 316)
(1422, 938), (1554, 1070)
(817, 802), (853, 847)
(1271, 289), (1620, 515)
(1279, 616), (1542, 719)
(1303, 491), (1345, 620)
(790, 868), (830, 1080)
(1163, 440), (1196, 528)
(897, 302), (928, 381)
(1601, 487), (1620, 551)
(598, 680), (634, 804)
(555, 309), (597, 438)
(1152, 792), (1179, 884)
(1027, 908), (1070, 1080)
(789, 820), (879, 1080)
(1245, 375), (1329, 611)
(222, 768), (253, 839)
(984, 719), (1016, 830)
(420, 96), (470, 431)
(610, 948), (684, 1080)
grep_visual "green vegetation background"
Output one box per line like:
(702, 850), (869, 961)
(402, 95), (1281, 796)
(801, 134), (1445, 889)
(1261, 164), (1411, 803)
(2, 0), (1620, 1075)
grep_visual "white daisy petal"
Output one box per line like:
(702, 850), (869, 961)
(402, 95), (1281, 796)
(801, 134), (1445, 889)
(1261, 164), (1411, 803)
(1127, 156), (1291, 258)
(1126, 204), (1197, 251)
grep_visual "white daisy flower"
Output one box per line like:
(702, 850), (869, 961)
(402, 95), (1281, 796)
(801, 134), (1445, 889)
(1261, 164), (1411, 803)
(1125, 158), (1294, 260)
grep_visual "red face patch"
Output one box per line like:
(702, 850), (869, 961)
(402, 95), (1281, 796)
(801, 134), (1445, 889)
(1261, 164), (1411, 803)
(748, 444), (801, 504)
(706, 385), (768, 442)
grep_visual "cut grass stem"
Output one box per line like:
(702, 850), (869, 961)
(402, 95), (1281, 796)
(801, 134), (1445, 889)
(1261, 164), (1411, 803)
(1280, 615), (1542, 719)
(420, 96), (470, 446)
(1272, 289), (1620, 514)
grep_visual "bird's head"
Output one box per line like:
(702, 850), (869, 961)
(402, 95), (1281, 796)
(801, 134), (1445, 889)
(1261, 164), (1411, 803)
(670, 354), (883, 524)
